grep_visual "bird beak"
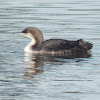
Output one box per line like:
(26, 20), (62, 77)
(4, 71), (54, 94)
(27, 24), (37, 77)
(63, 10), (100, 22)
(12, 32), (24, 35)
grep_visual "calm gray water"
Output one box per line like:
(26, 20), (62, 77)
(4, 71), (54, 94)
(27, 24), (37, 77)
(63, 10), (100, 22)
(0, 0), (100, 100)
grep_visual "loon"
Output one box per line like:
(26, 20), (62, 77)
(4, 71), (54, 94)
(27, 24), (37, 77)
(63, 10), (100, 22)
(21, 27), (93, 54)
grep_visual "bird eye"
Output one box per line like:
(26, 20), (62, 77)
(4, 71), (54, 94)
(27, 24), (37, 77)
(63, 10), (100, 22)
(27, 31), (30, 33)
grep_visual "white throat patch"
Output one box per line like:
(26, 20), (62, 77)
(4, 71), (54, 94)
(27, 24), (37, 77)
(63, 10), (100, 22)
(24, 38), (36, 53)
(24, 32), (33, 39)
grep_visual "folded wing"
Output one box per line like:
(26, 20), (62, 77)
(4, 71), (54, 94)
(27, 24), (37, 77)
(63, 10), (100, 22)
(39, 39), (79, 51)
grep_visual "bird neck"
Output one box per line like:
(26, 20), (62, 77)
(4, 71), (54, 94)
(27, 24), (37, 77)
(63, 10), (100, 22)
(24, 37), (43, 53)
(24, 38), (36, 53)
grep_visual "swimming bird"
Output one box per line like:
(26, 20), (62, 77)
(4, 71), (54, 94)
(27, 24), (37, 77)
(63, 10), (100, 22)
(21, 27), (93, 55)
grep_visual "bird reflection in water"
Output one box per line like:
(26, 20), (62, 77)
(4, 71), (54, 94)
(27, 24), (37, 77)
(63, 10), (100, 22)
(24, 52), (92, 79)
(24, 53), (44, 79)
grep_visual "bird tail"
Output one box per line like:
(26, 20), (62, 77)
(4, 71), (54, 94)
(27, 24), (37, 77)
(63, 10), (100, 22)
(78, 39), (93, 50)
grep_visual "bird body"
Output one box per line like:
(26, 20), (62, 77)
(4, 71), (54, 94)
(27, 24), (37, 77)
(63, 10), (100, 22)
(22, 27), (93, 55)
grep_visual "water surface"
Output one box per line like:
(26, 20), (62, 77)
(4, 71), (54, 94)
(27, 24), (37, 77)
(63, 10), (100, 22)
(0, 0), (100, 100)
